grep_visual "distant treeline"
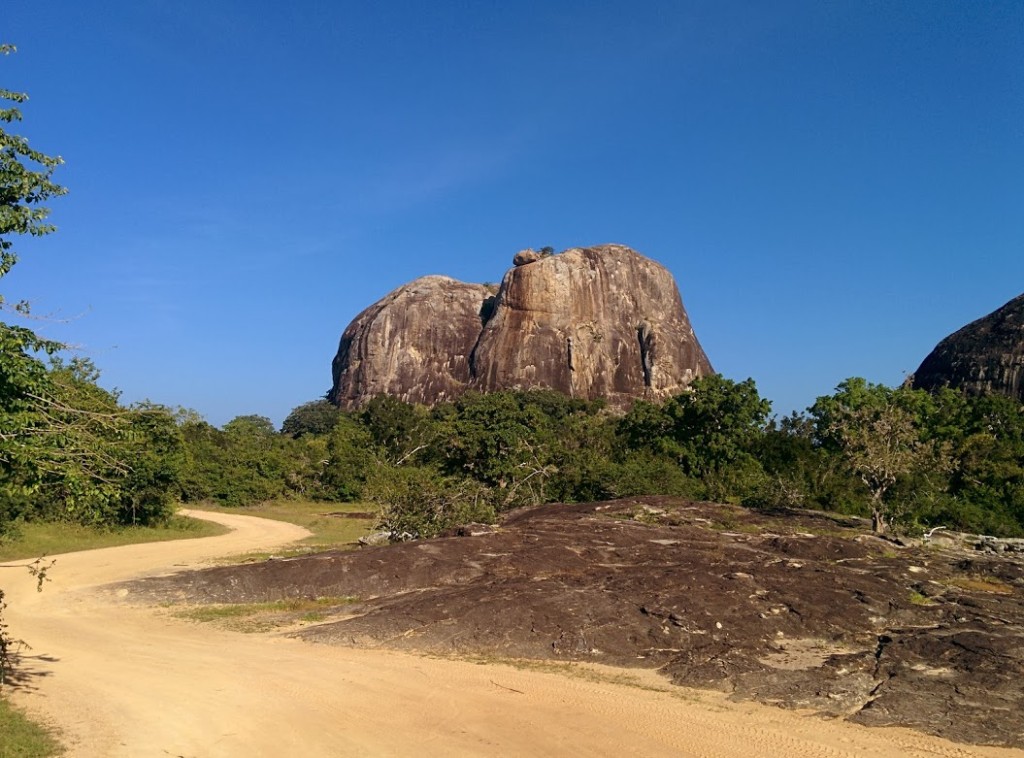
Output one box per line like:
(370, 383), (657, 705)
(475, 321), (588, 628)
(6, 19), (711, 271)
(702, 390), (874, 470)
(3, 365), (1022, 540)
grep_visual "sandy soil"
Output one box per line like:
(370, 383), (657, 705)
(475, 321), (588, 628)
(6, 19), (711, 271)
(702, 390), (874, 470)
(4, 509), (1021, 758)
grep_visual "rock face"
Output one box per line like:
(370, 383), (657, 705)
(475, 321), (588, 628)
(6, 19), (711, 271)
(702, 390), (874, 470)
(329, 276), (494, 408)
(912, 292), (1024, 401)
(329, 245), (713, 410)
(472, 245), (713, 407)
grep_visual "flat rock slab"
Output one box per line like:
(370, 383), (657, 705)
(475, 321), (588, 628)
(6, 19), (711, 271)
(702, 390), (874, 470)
(126, 497), (1024, 749)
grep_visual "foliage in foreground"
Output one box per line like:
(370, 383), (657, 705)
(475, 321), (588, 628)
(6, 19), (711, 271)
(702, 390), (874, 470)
(0, 697), (61, 758)
(1, 45), (185, 540)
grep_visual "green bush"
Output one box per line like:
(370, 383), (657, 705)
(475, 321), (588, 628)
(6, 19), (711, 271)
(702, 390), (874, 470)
(604, 451), (701, 499)
(363, 464), (495, 539)
(322, 415), (375, 500)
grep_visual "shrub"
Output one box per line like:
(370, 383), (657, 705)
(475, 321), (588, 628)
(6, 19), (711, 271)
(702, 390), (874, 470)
(363, 464), (494, 539)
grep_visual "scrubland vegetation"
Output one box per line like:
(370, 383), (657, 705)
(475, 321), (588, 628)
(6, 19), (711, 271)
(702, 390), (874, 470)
(3, 374), (1023, 552)
(177, 378), (1022, 541)
(10, 374), (1006, 548)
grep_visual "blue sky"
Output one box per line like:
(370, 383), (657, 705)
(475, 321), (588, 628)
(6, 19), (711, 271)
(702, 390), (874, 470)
(4, 1), (1022, 427)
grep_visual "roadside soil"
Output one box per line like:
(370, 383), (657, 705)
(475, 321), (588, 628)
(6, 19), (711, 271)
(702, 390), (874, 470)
(5, 506), (1022, 757)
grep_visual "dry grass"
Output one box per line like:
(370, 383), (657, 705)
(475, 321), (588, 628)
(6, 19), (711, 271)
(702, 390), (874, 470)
(173, 596), (358, 633)
(945, 576), (1015, 595)
(198, 500), (376, 564)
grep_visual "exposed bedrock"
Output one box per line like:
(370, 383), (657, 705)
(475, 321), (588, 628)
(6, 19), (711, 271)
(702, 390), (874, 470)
(912, 292), (1024, 402)
(329, 276), (494, 408)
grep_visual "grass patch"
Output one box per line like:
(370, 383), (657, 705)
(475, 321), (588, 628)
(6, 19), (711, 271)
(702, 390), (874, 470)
(174, 596), (357, 632)
(945, 576), (1014, 595)
(199, 500), (376, 563)
(908, 590), (936, 606)
(0, 698), (62, 758)
(711, 519), (762, 534)
(0, 514), (227, 563)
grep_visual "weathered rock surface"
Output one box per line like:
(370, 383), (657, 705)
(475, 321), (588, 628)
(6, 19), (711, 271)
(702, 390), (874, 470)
(472, 245), (713, 408)
(329, 276), (494, 408)
(913, 292), (1024, 401)
(328, 245), (713, 410)
(512, 248), (542, 266)
(128, 498), (1024, 748)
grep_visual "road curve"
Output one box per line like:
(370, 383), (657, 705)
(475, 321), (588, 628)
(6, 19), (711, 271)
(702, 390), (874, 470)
(4, 510), (1019, 758)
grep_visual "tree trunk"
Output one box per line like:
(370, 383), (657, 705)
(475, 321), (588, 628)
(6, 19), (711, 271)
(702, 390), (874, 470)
(871, 504), (888, 534)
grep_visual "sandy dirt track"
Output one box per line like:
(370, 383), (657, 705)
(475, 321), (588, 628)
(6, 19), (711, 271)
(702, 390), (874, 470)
(4, 509), (1021, 758)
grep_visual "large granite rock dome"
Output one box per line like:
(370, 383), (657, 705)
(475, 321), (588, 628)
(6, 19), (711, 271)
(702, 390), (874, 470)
(912, 292), (1024, 402)
(329, 244), (713, 410)
(329, 276), (493, 408)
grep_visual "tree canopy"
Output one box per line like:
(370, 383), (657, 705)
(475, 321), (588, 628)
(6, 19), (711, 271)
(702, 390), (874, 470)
(1, 46), (180, 532)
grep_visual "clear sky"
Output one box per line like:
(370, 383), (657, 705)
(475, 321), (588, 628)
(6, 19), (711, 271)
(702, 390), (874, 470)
(4, 1), (1022, 427)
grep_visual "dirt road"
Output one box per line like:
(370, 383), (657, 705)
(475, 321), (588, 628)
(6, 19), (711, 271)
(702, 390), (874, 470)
(4, 510), (1020, 757)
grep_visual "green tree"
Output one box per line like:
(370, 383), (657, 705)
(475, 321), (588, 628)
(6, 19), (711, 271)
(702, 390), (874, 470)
(604, 450), (700, 499)
(211, 415), (290, 505)
(360, 395), (438, 465)
(1, 358), (182, 527)
(363, 463), (493, 539)
(811, 379), (949, 534)
(440, 391), (564, 508)
(916, 391), (1024, 535)
(618, 375), (771, 502)
(544, 410), (618, 503)
(0, 44), (68, 524)
(281, 399), (341, 438)
(322, 414), (375, 500)
(25, 359), (179, 526)
(0, 46), (66, 685)
(0, 45), (67, 300)
(0, 58), (166, 528)
(750, 412), (868, 513)
(119, 401), (184, 525)
(176, 419), (225, 503)
(178, 413), (332, 507)
(751, 413), (819, 509)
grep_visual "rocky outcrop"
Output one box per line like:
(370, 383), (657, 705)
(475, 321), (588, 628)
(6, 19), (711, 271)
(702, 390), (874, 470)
(912, 292), (1024, 401)
(512, 248), (542, 266)
(328, 245), (713, 410)
(472, 245), (713, 407)
(329, 276), (494, 408)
